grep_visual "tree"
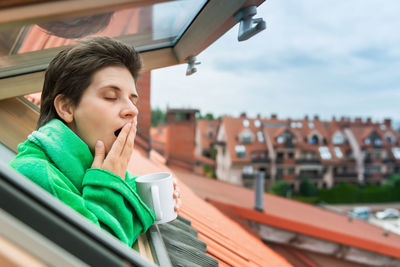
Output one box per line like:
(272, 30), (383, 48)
(270, 181), (292, 197)
(299, 179), (318, 197)
(151, 107), (166, 126)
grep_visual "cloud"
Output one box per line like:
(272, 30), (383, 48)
(151, 0), (400, 126)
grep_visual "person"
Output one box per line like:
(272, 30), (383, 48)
(9, 36), (181, 247)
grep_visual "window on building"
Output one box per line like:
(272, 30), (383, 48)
(287, 152), (294, 158)
(332, 132), (344, 145)
(310, 135), (319, 145)
(276, 168), (284, 179)
(334, 147), (343, 159)
(240, 129), (253, 144)
(386, 135), (394, 145)
(364, 138), (371, 145)
(251, 151), (268, 161)
(392, 147), (400, 160)
(374, 138), (382, 147)
(373, 166), (381, 173)
(242, 166), (254, 175)
(288, 167), (295, 174)
(235, 145), (246, 158)
(318, 146), (332, 160)
(277, 136), (284, 144)
(257, 131), (264, 143)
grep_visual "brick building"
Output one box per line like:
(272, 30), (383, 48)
(213, 114), (400, 190)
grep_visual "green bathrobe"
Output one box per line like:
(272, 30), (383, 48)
(9, 119), (155, 246)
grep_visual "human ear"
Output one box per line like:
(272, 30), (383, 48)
(54, 94), (74, 123)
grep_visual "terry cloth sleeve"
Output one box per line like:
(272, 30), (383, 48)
(83, 168), (155, 246)
(10, 158), (155, 247)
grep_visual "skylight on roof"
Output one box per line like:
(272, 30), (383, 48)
(254, 120), (261, 128)
(319, 146), (332, 160)
(257, 131), (264, 143)
(334, 147), (343, 159)
(380, 124), (387, 130)
(332, 132), (344, 145)
(392, 147), (400, 160)
(308, 122), (314, 129)
(243, 119), (250, 128)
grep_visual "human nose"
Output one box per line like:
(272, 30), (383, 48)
(120, 100), (138, 119)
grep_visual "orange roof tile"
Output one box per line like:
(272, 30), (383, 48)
(128, 149), (292, 266)
(173, 168), (400, 259)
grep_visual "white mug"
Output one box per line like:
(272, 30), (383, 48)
(136, 172), (177, 224)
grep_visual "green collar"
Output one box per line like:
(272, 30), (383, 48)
(28, 119), (93, 192)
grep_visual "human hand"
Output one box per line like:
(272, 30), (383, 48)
(173, 178), (182, 212)
(91, 118), (136, 179)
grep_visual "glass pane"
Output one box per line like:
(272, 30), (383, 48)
(0, 0), (206, 78)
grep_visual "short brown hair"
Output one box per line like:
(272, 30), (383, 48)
(37, 36), (142, 128)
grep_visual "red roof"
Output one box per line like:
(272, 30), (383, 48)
(173, 168), (400, 259)
(128, 149), (292, 266)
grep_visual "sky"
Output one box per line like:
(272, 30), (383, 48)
(151, 0), (400, 128)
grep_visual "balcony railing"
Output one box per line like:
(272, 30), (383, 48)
(333, 173), (357, 178)
(295, 159), (321, 164)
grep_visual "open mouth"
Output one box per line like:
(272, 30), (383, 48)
(114, 128), (122, 137)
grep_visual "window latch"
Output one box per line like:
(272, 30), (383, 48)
(234, 6), (266, 41)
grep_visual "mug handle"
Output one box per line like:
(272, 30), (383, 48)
(151, 185), (163, 221)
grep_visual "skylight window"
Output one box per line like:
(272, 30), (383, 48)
(290, 122), (297, 128)
(319, 146), (332, 160)
(380, 124), (387, 130)
(235, 145), (246, 158)
(297, 122), (303, 128)
(254, 120), (261, 128)
(392, 147), (400, 160)
(243, 119), (250, 128)
(334, 147), (343, 159)
(257, 131), (264, 143)
(308, 122), (314, 129)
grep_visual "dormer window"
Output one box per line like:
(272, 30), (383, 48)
(310, 135), (319, 145)
(364, 138), (371, 145)
(277, 130), (294, 146)
(239, 129), (253, 144)
(235, 145), (246, 158)
(374, 138), (382, 147)
(386, 133), (395, 145)
(332, 131), (344, 145)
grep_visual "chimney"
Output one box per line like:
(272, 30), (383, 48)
(384, 118), (392, 127)
(340, 116), (345, 122)
(271, 113), (278, 120)
(332, 116), (336, 122)
(165, 108), (198, 170)
(367, 117), (372, 125)
(314, 115), (319, 121)
(254, 170), (265, 212)
(256, 113), (261, 119)
(355, 117), (362, 124)
(240, 112), (247, 118)
(304, 115), (309, 121)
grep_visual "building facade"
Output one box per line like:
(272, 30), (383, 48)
(213, 114), (400, 190)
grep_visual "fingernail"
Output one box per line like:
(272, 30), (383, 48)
(95, 140), (102, 148)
